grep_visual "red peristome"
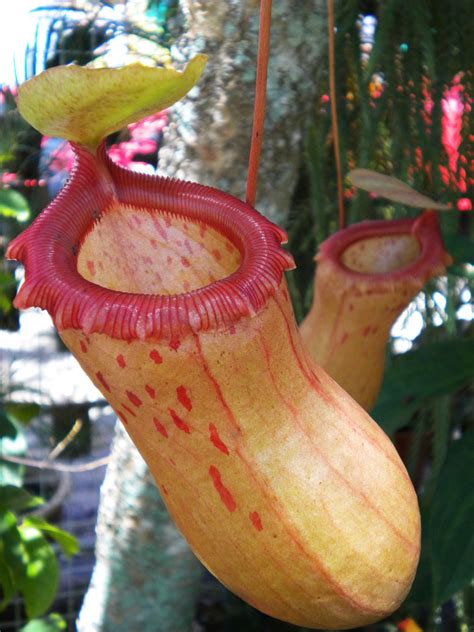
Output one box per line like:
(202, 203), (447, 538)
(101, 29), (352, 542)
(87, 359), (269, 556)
(317, 211), (451, 286)
(7, 143), (294, 342)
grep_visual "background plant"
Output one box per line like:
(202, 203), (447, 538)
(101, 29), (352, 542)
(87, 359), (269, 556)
(0, 383), (79, 631)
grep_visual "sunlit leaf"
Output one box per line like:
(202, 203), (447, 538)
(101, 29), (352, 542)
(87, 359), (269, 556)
(348, 169), (450, 210)
(0, 486), (43, 513)
(0, 190), (30, 222)
(21, 614), (67, 632)
(17, 526), (59, 619)
(23, 516), (79, 557)
(17, 55), (208, 149)
(0, 509), (17, 535)
(2, 521), (28, 583)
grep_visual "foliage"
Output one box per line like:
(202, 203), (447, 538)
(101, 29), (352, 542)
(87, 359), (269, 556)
(373, 339), (474, 436)
(409, 431), (474, 610)
(21, 613), (67, 632)
(296, 0), (473, 233)
(0, 388), (79, 624)
(286, 1), (473, 629)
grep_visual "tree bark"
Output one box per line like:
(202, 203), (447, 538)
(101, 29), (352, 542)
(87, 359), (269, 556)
(77, 425), (202, 632)
(79, 2), (331, 630)
(160, 0), (329, 223)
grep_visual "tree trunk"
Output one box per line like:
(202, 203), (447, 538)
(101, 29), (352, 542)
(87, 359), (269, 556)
(160, 0), (328, 224)
(77, 425), (202, 632)
(79, 2), (331, 630)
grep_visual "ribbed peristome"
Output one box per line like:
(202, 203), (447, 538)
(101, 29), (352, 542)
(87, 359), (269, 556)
(300, 211), (451, 410)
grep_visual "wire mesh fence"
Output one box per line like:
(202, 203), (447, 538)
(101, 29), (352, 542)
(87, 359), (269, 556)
(0, 309), (116, 630)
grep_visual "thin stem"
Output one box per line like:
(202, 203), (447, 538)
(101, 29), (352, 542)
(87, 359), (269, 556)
(0, 454), (110, 473)
(246, 0), (272, 207)
(327, 0), (345, 228)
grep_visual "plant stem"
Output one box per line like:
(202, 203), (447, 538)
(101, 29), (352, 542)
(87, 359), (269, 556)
(246, 0), (272, 207)
(327, 0), (345, 228)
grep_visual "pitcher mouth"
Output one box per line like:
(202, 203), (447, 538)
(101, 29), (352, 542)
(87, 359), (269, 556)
(316, 212), (451, 288)
(7, 143), (294, 341)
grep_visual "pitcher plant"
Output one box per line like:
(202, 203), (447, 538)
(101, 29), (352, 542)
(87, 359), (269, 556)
(4, 16), (433, 630)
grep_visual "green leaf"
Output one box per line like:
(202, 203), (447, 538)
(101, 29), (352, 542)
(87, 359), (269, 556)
(0, 486), (43, 513)
(17, 525), (59, 618)
(0, 547), (16, 611)
(2, 521), (28, 583)
(373, 339), (474, 434)
(0, 410), (19, 439)
(0, 270), (16, 290)
(348, 169), (450, 210)
(0, 510), (17, 535)
(406, 516), (435, 607)
(17, 55), (208, 149)
(429, 431), (474, 607)
(5, 403), (41, 426)
(0, 190), (30, 222)
(23, 516), (79, 557)
(443, 233), (474, 266)
(21, 613), (67, 632)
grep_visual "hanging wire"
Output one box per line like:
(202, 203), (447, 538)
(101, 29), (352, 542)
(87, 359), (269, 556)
(246, 0), (272, 207)
(327, 0), (345, 228)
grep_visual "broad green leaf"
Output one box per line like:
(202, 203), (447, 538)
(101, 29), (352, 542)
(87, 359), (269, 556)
(349, 169), (450, 210)
(2, 521), (28, 583)
(17, 525), (59, 619)
(17, 55), (207, 149)
(405, 520), (434, 607)
(373, 339), (474, 434)
(0, 190), (30, 222)
(5, 402), (41, 426)
(0, 486), (43, 512)
(21, 614), (67, 632)
(429, 431), (474, 606)
(23, 516), (79, 557)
